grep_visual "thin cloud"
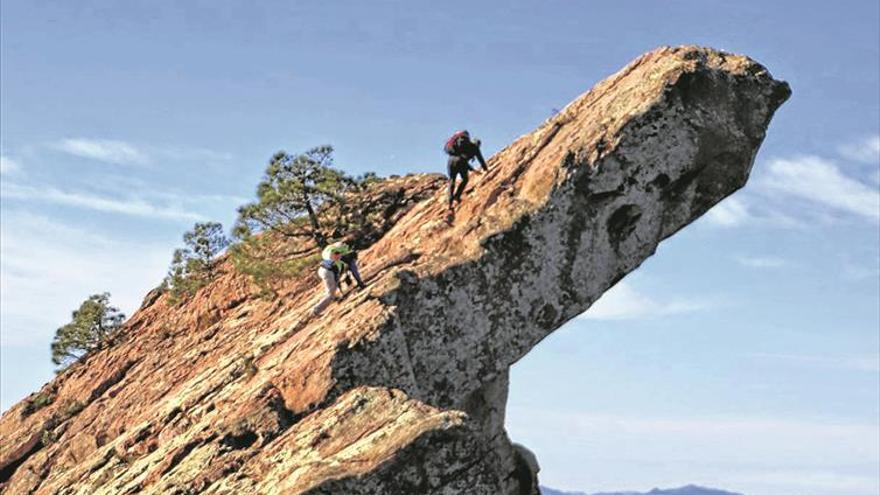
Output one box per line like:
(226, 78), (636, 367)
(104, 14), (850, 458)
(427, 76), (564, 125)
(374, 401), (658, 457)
(840, 256), (880, 281)
(739, 469), (879, 494)
(734, 255), (787, 269)
(703, 196), (751, 227)
(760, 156), (880, 221)
(75, 171), (249, 206)
(838, 135), (880, 164)
(507, 408), (880, 465)
(701, 194), (803, 230)
(507, 406), (880, 494)
(1, 182), (204, 221)
(703, 151), (880, 229)
(152, 190), (250, 207)
(748, 352), (880, 372)
(156, 146), (234, 164)
(54, 138), (150, 166)
(1, 212), (171, 348)
(51, 138), (235, 169)
(0, 155), (21, 175)
(579, 281), (716, 320)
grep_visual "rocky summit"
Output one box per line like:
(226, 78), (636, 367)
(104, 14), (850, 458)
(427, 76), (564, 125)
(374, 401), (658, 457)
(0, 46), (789, 495)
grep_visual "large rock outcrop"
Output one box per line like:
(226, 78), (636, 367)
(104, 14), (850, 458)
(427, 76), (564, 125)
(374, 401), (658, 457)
(0, 46), (789, 495)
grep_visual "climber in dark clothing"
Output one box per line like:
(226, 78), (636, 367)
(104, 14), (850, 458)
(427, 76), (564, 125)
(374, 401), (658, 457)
(444, 130), (488, 209)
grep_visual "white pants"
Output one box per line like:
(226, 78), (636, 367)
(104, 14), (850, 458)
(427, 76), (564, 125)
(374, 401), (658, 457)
(312, 267), (338, 315)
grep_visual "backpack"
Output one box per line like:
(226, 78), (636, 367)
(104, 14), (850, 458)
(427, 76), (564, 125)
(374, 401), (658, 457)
(444, 131), (469, 155)
(320, 259), (340, 274)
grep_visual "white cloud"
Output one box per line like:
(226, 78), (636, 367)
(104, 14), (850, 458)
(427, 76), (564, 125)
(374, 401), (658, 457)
(703, 152), (880, 230)
(0, 155), (21, 175)
(703, 196), (751, 227)
(701, 194), (804, 230)
(54, 138), (150, 166)
(748, 352), (880, 372)
(760, 156), (880, 221)
(734, 255), (787, 269)
(839, 135), (880, 164)
(1, 181), (204, 221)
(579, 281), (716, 320)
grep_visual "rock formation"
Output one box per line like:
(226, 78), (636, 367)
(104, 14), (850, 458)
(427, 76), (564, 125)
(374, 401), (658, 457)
(0, 46), (789, 495)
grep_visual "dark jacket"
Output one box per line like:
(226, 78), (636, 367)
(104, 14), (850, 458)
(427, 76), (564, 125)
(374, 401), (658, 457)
(450, 137), (487, 170)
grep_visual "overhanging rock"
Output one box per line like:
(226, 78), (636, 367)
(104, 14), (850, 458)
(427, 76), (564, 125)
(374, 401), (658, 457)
(0, 46), (789, 495)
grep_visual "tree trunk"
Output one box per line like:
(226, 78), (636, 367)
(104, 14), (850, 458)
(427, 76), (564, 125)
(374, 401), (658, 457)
(302, 193), (326, 248)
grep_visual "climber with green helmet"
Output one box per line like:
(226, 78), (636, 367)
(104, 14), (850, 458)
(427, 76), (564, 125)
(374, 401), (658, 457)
(312, 242), (366, 316)
(323, 242), (366, 289)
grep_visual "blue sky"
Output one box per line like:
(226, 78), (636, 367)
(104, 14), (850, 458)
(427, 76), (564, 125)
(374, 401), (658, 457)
(1, 2), (878, 495)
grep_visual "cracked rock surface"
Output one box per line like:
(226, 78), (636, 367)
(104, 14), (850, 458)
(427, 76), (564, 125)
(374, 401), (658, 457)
(0, 46), (789, 495)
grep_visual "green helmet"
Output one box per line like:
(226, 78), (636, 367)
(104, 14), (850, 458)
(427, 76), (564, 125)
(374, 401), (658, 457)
(322, 242), (351, 261)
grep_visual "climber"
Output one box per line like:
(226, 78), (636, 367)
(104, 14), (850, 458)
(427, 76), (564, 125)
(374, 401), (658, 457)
(324, 241), (366, 290)
(312, 249), (342, 316)
(444, 130), (488, 210)
(312, 242), (366, 316)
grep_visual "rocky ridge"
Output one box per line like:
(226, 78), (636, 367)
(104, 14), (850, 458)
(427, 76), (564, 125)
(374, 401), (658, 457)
(0, 46), (789, 495)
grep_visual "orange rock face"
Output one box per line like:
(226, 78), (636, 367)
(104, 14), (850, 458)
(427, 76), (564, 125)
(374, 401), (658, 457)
(0, 46), (789, 495)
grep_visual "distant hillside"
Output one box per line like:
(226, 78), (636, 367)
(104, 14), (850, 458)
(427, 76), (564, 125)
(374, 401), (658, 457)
(541, 484), (744, 495)
(540, 487), (589, 495)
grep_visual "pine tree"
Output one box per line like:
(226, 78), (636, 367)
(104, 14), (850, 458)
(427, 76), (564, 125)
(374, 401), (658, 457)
(233, 145), (356, 249)
(184, 222), (229, 276)
(51, 293), (125, 368)
(230, 145), (385, 294)
(164, 222), (229, 303)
